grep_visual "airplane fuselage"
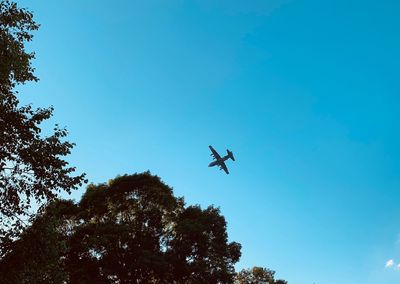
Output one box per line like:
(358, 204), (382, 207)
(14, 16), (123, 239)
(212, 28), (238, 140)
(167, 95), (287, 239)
(208, 155), (229, 167)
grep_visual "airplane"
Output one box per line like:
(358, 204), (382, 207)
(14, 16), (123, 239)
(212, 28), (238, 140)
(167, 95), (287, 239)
(208, 145), (235, 174)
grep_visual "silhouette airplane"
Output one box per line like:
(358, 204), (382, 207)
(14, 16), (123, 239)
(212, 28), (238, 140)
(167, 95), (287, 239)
(208, 145), (235, 174)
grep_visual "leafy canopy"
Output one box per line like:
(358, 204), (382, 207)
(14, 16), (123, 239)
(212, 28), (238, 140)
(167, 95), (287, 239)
(0, 172), (243, 283)
(235, 266), (288, 284)
(0, 0), (86, 253)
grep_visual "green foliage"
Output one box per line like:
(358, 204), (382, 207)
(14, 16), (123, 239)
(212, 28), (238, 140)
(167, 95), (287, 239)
(68, 172), (183, 283)
(235, 266), (288, 284)
(0, 0), (86, 252)
(0, 199), (78, 283)
(170, 205), (241, 283)
(0, 173), (243, 283)
(0, 0), (38, 91)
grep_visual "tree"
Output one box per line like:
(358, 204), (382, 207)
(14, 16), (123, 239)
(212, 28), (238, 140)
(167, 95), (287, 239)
(0, 199), (78, 283)
(169, 205), (241, 283)
(0, 0), (38, 92)
(0, 172), (242, 283)
(0, 0), (86, 253)
(235, 267), (288, 284)
(67, 172), (183, 283)
(68, 172), (241, 283)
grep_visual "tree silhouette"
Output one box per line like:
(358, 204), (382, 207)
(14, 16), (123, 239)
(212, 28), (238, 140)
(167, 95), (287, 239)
(0, 172), (243, 283)
(0, 0), (86, 254)
(67, 173), (183, 283)
(0, 199), (78, 283)
(235, 266), (288, 284)
(169, 205), (241, 283)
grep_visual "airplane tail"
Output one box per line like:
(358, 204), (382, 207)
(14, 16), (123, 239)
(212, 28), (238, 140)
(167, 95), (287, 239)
(227, 150), (235, 161)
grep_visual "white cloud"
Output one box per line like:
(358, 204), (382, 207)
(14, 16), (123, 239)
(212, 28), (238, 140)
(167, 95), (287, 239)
(386, 259), (394, 268)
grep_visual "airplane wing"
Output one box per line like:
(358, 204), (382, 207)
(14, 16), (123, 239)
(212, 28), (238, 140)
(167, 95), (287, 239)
(219, 162), (229, 174)
(209, 145), (221, 160)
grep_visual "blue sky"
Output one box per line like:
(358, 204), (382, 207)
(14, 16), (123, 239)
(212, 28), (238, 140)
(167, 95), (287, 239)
(17, 0), (400, 283)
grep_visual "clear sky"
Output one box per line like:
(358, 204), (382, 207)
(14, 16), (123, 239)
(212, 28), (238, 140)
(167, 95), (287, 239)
(17, 0), (400, 283)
